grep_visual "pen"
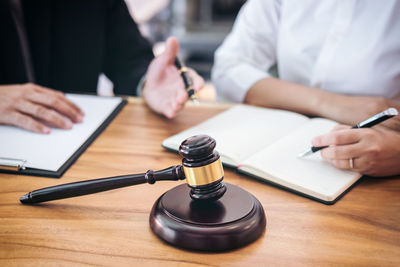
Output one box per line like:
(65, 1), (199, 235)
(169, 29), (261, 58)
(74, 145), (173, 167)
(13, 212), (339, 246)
(174, 57), (199, 105)
(298, 107), (399, 158)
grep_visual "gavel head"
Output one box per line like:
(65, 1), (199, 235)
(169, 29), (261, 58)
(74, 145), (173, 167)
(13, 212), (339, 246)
(179, 135), (227, 201)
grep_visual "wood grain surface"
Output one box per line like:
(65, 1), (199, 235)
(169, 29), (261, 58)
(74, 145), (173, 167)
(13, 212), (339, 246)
(1, 99), (399, 266)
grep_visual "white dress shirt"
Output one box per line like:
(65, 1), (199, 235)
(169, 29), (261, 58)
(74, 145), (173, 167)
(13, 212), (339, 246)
(212, 0), (400, 103)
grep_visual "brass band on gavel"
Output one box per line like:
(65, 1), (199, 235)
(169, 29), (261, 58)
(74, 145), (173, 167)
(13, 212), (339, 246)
(182, 159), (224, 186)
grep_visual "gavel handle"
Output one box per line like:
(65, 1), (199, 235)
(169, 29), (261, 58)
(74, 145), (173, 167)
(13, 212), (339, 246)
(20, 165), (185, 204)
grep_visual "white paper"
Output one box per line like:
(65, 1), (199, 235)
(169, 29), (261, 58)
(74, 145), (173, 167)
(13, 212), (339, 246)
(0, 94), (122, 172)
(163, 106), (362, 202)
(241, 118), (361, 201)
(162, 105), (309, 164)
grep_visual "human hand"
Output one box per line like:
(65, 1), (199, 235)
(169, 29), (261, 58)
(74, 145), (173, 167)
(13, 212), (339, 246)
(312, 125), (400, 176)
(320, 94), (400, 131)
(142, 37), (204, 118)
(0, 83), (84, 134)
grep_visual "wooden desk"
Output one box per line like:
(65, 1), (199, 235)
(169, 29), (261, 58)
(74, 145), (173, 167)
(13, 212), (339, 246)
(1, 99), (399, 266)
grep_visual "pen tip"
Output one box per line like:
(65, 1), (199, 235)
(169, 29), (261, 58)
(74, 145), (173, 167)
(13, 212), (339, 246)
(297, 149), (312, 158)
(191, 97), (200, 105)
(20, 193), (32, 204)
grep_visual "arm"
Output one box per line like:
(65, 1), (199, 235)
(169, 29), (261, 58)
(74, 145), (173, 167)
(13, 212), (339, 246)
(212, 0), (279, 103)
(246, 77), (400, 130)
(212, 0), (400, 130)
(312, 125), (400, 176)
(103, 1), (204, 118)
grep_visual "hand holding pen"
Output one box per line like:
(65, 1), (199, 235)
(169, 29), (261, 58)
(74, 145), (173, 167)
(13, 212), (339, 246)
(142, 37), (204, 118)
(299, 108), (400, 176)
(299, 108), (398, 157)
(174, 57), (199, 105)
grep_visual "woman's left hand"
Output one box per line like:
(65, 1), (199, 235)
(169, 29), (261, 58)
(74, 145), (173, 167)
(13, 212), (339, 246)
(312, 125), (400, 176)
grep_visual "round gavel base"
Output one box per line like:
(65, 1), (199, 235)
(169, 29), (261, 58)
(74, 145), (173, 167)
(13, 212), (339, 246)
(149, 183), (266, 251)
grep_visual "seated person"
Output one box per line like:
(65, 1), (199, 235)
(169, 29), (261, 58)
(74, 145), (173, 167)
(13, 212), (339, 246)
(212, 0), (400, 176)
(0, 0), (203, 134)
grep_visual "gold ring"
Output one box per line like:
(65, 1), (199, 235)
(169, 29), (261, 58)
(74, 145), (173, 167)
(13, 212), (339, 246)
(183, 159), (224, 186)
(349, 158), (354, 169)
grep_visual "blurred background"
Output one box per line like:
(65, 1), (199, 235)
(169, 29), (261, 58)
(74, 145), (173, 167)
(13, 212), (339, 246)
(99, 0), (246, 99)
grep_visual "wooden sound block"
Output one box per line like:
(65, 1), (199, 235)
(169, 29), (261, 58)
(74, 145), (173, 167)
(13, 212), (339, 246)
(149, 183), (266, 251)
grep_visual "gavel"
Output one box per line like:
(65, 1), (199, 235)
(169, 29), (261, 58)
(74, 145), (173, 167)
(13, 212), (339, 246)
(20, 134), (266, 252)
(20, 135), (226, 204)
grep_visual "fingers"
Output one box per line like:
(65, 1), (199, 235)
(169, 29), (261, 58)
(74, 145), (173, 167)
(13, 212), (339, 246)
(31, 83), (84, 115)
(144, 36), (204, 119)
(164, 86), (188, 119)
(320, 143), (362, 160)
(33, 84), (84, 115)
(187, 68), (205, 92)
(14, 100), (73, 129)
(328, 158), (358, 171)
(331, 124), (351, 132)
(4, 111), (50, 134)
(312, 127), (363, 170)
(160, 37), (179, 66)
(315, 128), (383, 173)
(29, 83), (65, 98)
(328, 156), (374, 173)
(26, 91), (84, 123)
(0, 83), (86, 133)
(312, 129), (360, 147)
(381, 116), (400, 131)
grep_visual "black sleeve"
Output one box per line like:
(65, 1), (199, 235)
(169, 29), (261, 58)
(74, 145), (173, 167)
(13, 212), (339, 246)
(103, 0), (154, 96)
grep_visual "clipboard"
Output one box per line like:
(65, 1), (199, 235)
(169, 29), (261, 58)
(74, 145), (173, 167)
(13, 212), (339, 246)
(0, 94), (127, 178)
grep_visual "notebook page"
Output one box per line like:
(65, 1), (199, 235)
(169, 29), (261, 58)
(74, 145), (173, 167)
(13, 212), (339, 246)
(163, 105), (309, 165)
(240, 118), (361, 201)
(0, 94), (122, 171)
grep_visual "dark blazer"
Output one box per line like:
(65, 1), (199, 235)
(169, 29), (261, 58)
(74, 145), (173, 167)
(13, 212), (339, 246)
(0, 0), (154, 95)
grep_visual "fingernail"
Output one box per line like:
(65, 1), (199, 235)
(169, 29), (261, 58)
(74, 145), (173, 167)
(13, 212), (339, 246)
(42, 127), (51, 134)
(166, 111), (175, 119)
(76, 115), (83, 123)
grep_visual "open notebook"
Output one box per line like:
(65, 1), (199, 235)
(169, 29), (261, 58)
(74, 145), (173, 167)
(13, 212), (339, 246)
(162, 105), (362, 204)
(0, 94), (126, 177)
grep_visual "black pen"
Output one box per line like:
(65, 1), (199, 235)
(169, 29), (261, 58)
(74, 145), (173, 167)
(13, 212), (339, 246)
(298, 107), (398, 158)
(174, 57), (199, 105)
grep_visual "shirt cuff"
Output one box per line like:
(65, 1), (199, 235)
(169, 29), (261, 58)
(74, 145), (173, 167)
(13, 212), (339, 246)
(214, 63), (270, 103)
(136, 74), (146, 97)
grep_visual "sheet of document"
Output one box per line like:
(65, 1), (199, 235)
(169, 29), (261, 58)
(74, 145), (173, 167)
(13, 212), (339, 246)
(241, 118), (361, 201)
(163, 105), (309, 164)
(0, 94), (122, 171)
